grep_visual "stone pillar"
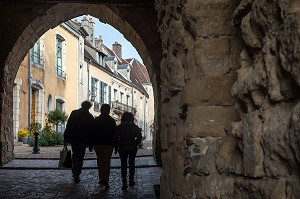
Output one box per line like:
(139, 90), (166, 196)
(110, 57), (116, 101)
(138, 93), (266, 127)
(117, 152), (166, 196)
(0, 65), (14, 166)
(155, 0), (242, 198)
(13, 78), (22, 142)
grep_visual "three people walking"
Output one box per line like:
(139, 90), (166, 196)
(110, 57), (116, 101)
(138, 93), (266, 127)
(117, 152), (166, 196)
(64, 102), (142, 191)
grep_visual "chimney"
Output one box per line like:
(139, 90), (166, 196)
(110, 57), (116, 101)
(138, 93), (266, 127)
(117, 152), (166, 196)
(112, 42), (122, 58)
(81, 15), (95, 46)
(88, 18), (95, 46)
(95, 35), (103, 51)
(81, 15), (89, 29)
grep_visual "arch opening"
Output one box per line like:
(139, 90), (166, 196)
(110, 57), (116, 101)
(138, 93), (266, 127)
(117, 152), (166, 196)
(0, 2), (163, 167)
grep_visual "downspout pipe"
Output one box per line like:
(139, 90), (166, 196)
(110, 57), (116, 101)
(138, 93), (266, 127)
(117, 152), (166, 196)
(87, 59), (91, 100)
(28, 51), (32, 127)
(144, 96), (147, 139)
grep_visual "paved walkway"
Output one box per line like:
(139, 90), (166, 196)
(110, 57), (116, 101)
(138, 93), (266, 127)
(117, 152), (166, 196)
(0, 142), (162, 199)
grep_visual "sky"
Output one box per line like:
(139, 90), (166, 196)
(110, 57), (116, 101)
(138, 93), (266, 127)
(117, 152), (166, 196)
(75, 15), (143, 63)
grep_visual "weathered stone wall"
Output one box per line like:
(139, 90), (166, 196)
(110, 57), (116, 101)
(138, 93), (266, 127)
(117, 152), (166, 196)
(155, 0), (300, 198)
(232, 0), (300, 198)
(155, 0), (243, 198)
(0, 66), (14, 164)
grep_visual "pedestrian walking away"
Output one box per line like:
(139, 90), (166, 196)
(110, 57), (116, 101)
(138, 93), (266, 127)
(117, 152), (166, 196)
(115, 112), (142, 191)
(63, 100), (94, 183)
(91, 104), (116, 190)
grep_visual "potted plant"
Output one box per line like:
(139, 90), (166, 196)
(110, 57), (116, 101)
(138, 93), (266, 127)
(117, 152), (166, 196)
(18, 129), (29, 144)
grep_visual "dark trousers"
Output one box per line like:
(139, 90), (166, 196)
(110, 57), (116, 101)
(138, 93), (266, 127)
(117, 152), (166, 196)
(71, 142), (86, 177)
(119, 151), (137, 183)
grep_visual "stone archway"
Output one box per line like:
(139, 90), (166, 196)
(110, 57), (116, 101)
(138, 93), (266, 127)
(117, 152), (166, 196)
(0, 2), (163, 166)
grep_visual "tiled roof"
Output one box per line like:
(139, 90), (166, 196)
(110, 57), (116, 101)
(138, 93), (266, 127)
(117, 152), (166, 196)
(102, 45), (115, 57)
(126, 58), (151, 83)
(84, 49), (112, 72)
(84, 39), (106, 56)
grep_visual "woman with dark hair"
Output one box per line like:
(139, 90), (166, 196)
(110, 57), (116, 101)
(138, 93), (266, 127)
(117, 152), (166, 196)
(115, 112), (142, 191)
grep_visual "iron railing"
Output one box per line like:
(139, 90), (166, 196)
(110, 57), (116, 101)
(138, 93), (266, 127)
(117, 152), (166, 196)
(111, 101), (136, 115)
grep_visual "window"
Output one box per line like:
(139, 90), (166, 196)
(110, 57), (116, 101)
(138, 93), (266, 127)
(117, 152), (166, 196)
(98, 54), (103, 66)
(91, 77), (98, 101)
(32, 39), (40, 64)
(56, 99), (64, 134)
(108, 86), (111, 105)
(114, 89), (117, 102)
(96, 53), (99, 63)
(100, 81), (104, 104)
(126, 95), (130, 105)
(120, 92), (124, 104)
(56, 35), (64, 78)
(56, 99), (64, 111)
(103, 84), (107, 103)
(47, 95), (52, 112)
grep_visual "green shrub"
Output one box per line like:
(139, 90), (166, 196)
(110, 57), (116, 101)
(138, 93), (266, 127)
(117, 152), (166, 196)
(47, 109), (68, 125)
(28, 132), (63, 147)
(28, 122), (64, 146)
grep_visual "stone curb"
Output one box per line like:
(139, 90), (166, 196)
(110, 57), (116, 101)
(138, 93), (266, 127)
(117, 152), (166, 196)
(0, 164), (161, 170)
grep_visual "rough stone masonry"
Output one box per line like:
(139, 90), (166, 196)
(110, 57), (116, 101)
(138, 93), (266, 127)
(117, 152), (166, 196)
(156, 0), (300, 198)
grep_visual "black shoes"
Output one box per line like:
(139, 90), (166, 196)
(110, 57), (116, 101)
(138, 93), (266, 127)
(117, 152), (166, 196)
(121, 179), (135, 191)
(73, 176), (80, 183)
(104, 183), (110, 190)
(99, 180), (110, 190)
(121, 185), (128, 191)
(129, 181), (135, 187)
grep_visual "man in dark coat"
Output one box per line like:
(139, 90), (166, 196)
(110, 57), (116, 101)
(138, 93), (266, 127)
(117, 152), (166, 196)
(64, 100), (94, 183)
(92, 104), (116, 190)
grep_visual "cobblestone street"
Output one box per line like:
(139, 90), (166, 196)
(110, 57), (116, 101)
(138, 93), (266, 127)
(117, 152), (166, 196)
(0, 142), (161, 199)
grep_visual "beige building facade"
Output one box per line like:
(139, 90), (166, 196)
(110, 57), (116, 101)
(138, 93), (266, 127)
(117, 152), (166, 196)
(14, 17), (154, 142)
(14, 22), (83, 140)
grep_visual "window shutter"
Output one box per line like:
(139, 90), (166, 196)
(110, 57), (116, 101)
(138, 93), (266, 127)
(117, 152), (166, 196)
(63, 41), (67, 75)
(108, 86), (111, 105)
(40, 37), (45, 67)
(100, 81), (104, 104)
(91, 77), (97, 93)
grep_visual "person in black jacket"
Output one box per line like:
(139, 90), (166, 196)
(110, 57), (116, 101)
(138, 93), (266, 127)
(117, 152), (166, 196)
(92, 104), (116, 190)
(64, 100), (94, 183)
(115, 112), (142, 191)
